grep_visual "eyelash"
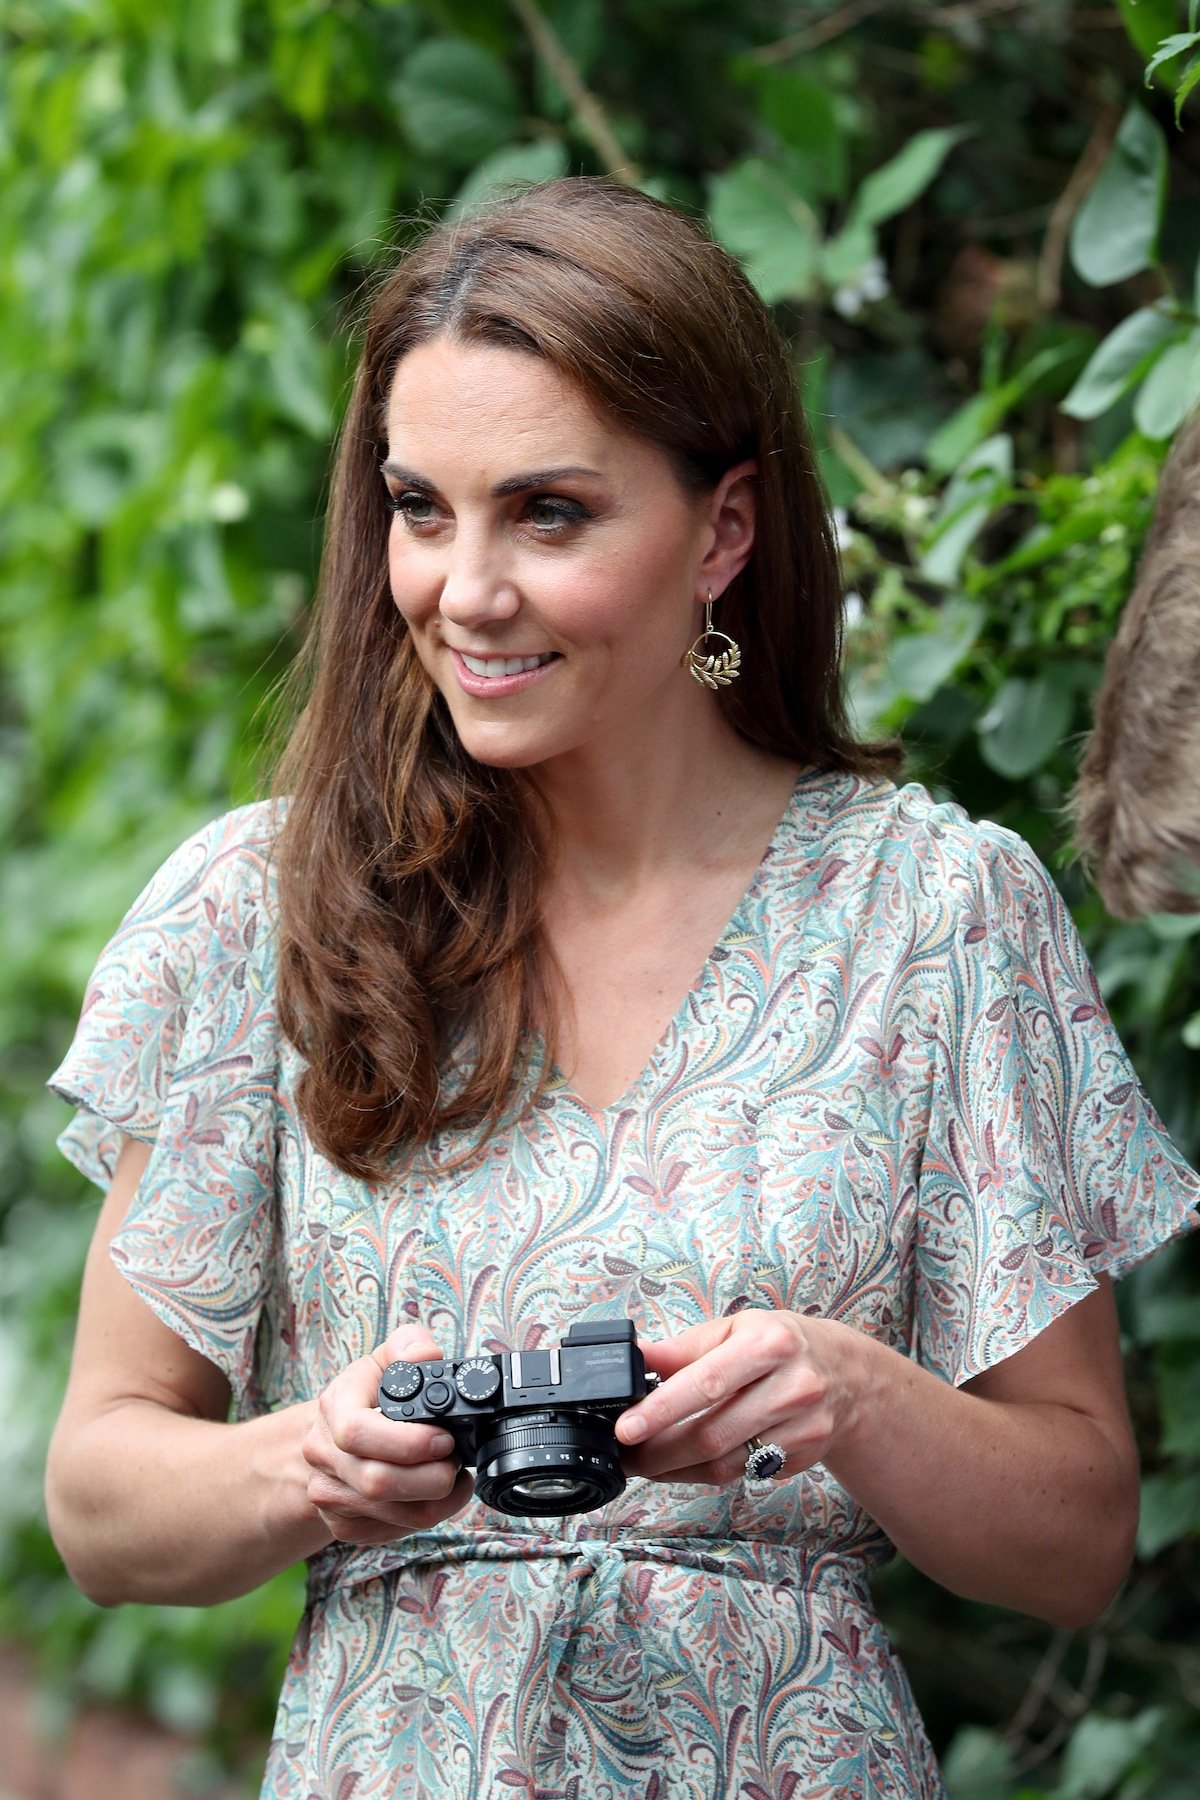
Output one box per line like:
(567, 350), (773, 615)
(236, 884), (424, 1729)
(383, 491), (593, 535)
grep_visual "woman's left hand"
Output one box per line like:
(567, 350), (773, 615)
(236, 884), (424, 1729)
(614, 1309), (869, 1486)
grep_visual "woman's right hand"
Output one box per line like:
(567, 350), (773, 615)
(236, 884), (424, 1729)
(303, 1324), (474, 1545)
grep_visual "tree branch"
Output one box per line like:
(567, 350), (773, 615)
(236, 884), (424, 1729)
(1036, 101), (1121, 312)
(507, 0), (640, 183)
(750, 0), (894, 64)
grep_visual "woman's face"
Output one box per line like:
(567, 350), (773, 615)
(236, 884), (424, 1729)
(382, 336), (752, 774)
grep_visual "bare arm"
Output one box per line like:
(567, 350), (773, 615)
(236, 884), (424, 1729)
(616, 1284), (1138, 1629)
(45, 1136), (471, 1608)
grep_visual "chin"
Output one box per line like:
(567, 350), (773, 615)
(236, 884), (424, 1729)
(439, 708), (578, 773)
(452, 731), (562, 772)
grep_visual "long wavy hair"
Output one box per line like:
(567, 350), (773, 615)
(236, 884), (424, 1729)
(274, 177), (900, 1178)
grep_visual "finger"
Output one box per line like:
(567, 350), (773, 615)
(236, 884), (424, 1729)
(319, 1348), (408, 1431)
(632, 1446), (793, 1487)
(618, 1329), (788, 1445)
(347, 1415), (459, 1465)
(635, 1308), (799, 1383)
(306, 1407), (457, 1472)
(634, 1316), (737, 1380)
(621, 1407), (749, 1478)
(315, 1469), (475, 1543)
(628, 1449), (747, 1487)
(307, 1453), (463, 1515)
(372, 1323), (446, 1370)
(318, 1338), (450, 1456)
(622, 1393), (788, 1479)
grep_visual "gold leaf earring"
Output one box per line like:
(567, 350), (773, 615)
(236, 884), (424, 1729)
(685, 590), (742, 689)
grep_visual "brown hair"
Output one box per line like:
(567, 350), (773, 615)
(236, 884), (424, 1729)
(274, 177), (900, 1178)
(1074, 414), (1200, 919)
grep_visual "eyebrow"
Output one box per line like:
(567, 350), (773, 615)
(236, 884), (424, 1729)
(380, 462), (605, 497)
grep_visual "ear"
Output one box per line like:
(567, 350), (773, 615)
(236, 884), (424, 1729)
(697, 460), (757, 600)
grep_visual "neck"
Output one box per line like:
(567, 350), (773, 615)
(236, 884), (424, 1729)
(529, 706), (799, 897)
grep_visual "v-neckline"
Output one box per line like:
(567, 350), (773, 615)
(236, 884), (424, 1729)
(541, 775), (804, 1119)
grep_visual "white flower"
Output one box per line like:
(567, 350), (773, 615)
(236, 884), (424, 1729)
(859, 256), (890, 302)
(832, 255), (890, 318)
(210, 482), (250, 522)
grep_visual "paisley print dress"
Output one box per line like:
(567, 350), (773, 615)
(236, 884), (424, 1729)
(50, 771), (1200, 1800)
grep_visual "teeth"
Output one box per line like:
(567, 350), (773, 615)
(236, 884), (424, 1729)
(461, 652), (554, 678)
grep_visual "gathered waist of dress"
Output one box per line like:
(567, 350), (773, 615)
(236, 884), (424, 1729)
(305, 1525), (882, 1607)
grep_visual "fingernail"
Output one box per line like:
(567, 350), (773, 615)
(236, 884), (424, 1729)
(429, 1433), (456, 1457)
(620, 1414), (647, 1444)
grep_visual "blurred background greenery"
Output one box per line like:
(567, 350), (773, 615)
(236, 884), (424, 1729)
(2, 0), (1199, 1793)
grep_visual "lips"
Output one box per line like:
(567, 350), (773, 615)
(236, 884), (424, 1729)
(458, 651), (558, 679)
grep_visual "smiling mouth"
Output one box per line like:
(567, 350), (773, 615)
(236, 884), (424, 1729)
(458, 652), (559, 678)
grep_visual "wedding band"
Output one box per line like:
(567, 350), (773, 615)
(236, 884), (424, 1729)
(744, 1436), (787, 1482)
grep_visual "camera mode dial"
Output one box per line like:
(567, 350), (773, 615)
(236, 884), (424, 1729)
(379, 1361), (423, 1403)
(455, 1358), (502, 1404)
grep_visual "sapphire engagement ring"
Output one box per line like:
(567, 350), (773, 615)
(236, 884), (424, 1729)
(744, 1436), (788, 1482)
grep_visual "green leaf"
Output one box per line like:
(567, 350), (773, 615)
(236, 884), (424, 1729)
(818, 218), (878, 288)
(941, 1725), (1016, 1799)
(1059, 1711), (1166, 1798)
(848, 125), (971, 230)
(1070, 104), (1167, 286)
(986, 506), (1111, 579)
(1138, 1472), (1200, 1557)
(393, 37), (521, 167)
(1143, 29), (1200, 86)
(885, 598), (986, 705)
(1133, 329), (1200, 437)
(926, 344), (1077, 474)
(1060, 306), (1181, 419)
(1175, 50), (1200, 121)
(708, 159), (820, 304)
(1158, 1346), (1200, 1455)
(922, 434), (1013, 584)
(452, 140), (569, 217)
(926, 387), (1023, 479)
(745, 66), (847, 200)
(1134, 1292), (1200, 1341)
(977, 671), (1074, 778)
(1119, 0), (1182, 62)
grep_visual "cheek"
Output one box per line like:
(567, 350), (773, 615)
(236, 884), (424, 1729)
(563, 540), (696, 644)
(387, 534), (433, 623)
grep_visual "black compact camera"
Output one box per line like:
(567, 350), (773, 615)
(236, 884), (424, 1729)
(377, 1317), (658, 1517)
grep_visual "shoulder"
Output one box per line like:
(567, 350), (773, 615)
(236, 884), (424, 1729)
(99, 800), (287, 1004)
(128, 800), (285, 930)
(792, 770), (1057, 927)
(51, 803), (287, 1176)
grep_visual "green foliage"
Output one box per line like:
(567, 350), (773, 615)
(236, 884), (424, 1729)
(1143, 20), (1200, 122)
(2, 1), (1198, 1793)
(1070, 106), (1166, 288)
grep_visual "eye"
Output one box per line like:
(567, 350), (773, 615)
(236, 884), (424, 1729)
(525, 496), (592, 532)
(385, 489), (438, 526)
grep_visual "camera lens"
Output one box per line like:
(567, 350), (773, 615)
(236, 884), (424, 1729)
(473, 1410), (626, 1517)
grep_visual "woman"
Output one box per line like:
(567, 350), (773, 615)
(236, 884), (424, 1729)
(45, 179), (1199, 1799)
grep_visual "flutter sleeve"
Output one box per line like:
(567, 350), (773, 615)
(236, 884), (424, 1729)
(914, 822), (1200, 1387)
(47, 806), (282, 1415)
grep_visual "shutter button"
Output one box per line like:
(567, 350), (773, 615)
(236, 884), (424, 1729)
(423, 1379), (453, 1411)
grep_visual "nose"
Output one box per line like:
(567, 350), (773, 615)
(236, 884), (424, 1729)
(437, 527), (520, 630)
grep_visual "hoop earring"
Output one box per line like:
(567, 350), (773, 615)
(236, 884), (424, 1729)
(684, 591), (742, 689)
